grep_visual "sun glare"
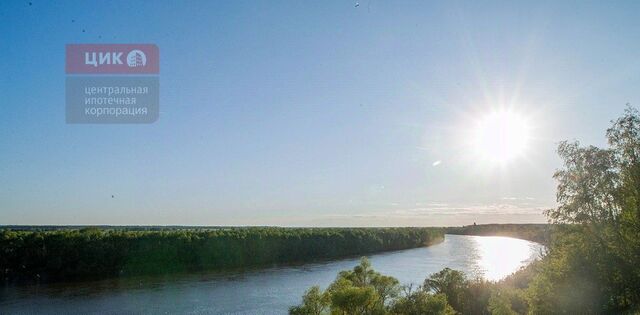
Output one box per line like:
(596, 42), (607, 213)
(474, 236), (538, 281)
(472, 109), (531, 164)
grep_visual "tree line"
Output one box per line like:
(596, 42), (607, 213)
(446, 224), (551, 244)
(0, 227), (444, 284)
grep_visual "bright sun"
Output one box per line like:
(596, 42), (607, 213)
(472, 110), (531, 164)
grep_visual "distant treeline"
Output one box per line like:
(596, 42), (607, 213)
(0, 227), (443, 284)
(446, 223), (551, 244)
(0, 225), (236, 231)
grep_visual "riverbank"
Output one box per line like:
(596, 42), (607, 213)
(0, 227), (444, 284)
(446, 223), (550, 244)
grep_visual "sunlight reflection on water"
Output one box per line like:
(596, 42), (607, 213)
(473, 236), (541, 281)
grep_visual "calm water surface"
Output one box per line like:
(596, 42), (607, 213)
(0, 235), (543, 315)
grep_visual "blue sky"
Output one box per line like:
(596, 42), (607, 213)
(1, 0), (640, 226)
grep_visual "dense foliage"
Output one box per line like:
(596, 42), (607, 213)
(292, 107), (640, 314)
(289, 257), (530, 315)
(525, 106), (640, 313)
(0, 227), (443, 283)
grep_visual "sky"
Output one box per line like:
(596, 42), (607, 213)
(1, 0), (640, 226)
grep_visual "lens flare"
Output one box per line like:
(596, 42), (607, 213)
(472, 109), (531, 164)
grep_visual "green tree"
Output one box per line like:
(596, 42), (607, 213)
(424, 268), (467, 312)
(289, 258), (402, 315)
(327, 258), (399, 314)
(390, 290), (456, 315)
(487, 290), (517, 315)
(330, 284), (379, 315)
(289, 286), (330, 315)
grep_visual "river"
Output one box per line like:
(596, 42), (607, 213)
(0, 235), (543, 314)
